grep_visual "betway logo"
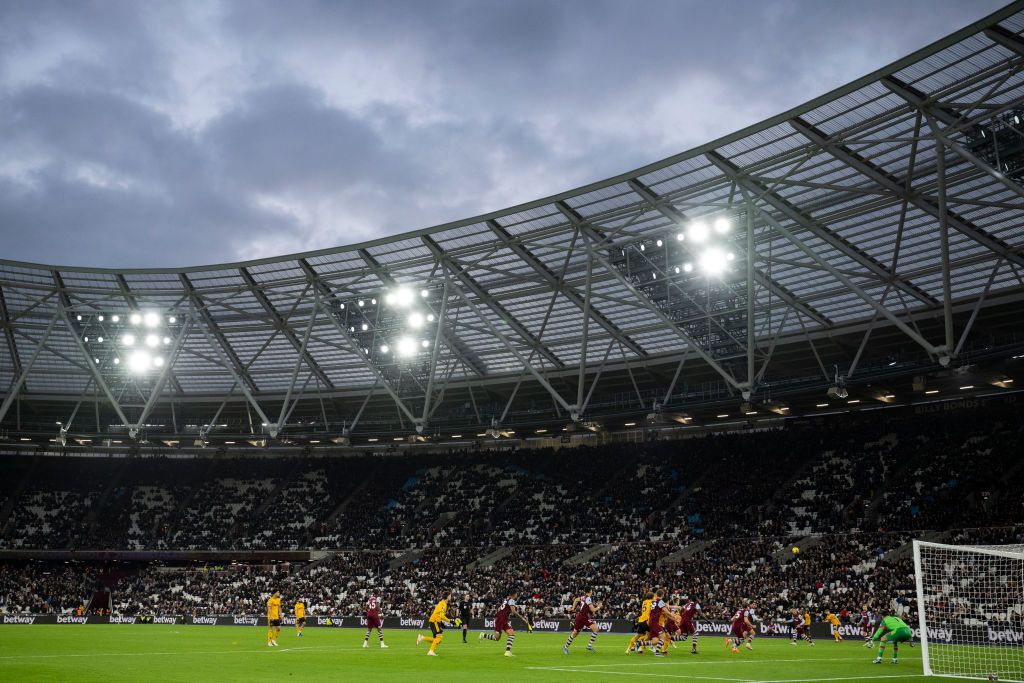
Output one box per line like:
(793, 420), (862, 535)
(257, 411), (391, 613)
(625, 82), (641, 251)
(484, 618), (495, 628)
(594, 621), (613, 632)
(916, 626), (952, 643)
(233, 617), (257, 626)
(698, 622), (730, 634)
(989, 628), (1024, 643)
(109, 616), (137, 625)
(153, 616), (178, 625)
(316, 617), (341, 627)
(400, 618), (424, 628)
(192, 616), (217, 625)
(3, 615), (35, 624)
(57, 616), (88, 624)
(531, 620), (561, 631)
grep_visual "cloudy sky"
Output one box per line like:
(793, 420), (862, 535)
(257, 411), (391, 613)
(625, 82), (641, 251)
(0, 0), (1006, 269)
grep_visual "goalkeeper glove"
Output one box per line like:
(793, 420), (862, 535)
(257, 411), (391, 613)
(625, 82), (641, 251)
(454, 618), (463, 627)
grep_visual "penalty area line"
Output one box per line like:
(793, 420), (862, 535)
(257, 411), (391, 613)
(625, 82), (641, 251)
(526, 668), (750, 681)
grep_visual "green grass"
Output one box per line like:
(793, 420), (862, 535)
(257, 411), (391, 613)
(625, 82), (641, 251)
(0, 626), (926, 682)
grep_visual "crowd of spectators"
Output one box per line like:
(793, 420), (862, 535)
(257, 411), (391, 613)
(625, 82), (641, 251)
(0, 401), (1022, 626)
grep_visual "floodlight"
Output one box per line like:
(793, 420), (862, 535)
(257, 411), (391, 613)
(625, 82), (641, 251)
(676, 232), (685, 241)
(163, 337), (170, 345)
(361, 323), (369, 331)
(145, 334), (159, 348)
(112, 315), (120, 323)
(698, 247), (728, 276)
(114, 358), (120, 365)
(683, 262), (693, 273)
(97, 336), (104, 343)
(76, 315), (82, 321)
(154, 356), (165, 367)
(420, 289), (429, 298)
(84, 336), (89, 342)
(639, 243), (645, 252)
(168, 316), (176, 324)
(427, 314), (435, 322)
(656, 239), (663, 247)
(358, 300), (365, 307)
(122, 333), (136, 347)
(371, 298), (377, 305)
(687, 221), (709, 243)
(408, 312), (425, 329)
(143, 312), (160, 328)
(380, 344), (389, 353)
(397, 337), (416, 357)
(674, 266), (680, 274)
(714, 217), (731, 235)
(127, 349), (152, 372)
(130, 313), (142, 325)
(391, 287), (414, 307)
(421, 339), (430, 348)
(98, 315), (105, 322)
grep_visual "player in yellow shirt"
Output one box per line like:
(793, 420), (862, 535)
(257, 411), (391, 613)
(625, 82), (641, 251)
(267, 591), (282, 647)
(626, 592), (655, 654)
(825, 611), (842, 642)
(416, 590), (453, 656)
(294, 598), (306, 638)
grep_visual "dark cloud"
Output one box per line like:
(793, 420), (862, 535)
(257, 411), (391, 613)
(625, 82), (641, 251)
(0, 0), (1008, 268)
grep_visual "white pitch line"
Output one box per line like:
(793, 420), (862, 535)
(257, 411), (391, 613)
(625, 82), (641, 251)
(0, 644), (371, 660)
(745, 676), (925, 683)
(537, 657), (874, 668)
(526, 667), (750, 681)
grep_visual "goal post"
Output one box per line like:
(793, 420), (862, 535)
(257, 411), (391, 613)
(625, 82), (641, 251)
(914, 540), (1024, 682)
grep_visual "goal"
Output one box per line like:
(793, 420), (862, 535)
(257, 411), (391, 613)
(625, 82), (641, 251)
(914, 540), (1024, 681)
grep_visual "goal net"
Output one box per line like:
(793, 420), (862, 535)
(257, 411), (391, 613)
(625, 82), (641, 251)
(914, 540), (1024, 681)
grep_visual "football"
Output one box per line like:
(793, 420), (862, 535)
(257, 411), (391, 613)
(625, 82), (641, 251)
(792, 547), (800, 554)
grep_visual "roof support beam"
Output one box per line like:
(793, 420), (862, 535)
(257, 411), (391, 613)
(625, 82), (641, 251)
(421, 235), (565, 369)
(180, 274), (261, 395)
(197, 319), (274, 433)
(58, 304), (134, 431)
(239, 268), (335, 390)
(985, 25), (1024, 57)
(575, 223), (744, 392)
(627, 178), (832, 328)
(0, 309), (59, 426)
(440, 263), (575, 415)
(706, 150), (937, 307)
(0, 286), (22, 382)
(881, 76), (1024, 203)
(297, 259), (422, 429)
(789, 117), (1024, 270)
(742, 196), (945, 360)
(357, 249), (487, 377)
(487, 219), (647, 358)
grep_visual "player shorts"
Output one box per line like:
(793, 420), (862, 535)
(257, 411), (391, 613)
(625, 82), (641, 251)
(366, 614), (382, 630)
(495, 616), (510, 632)
(649, 621), (664, 639)
(795, 624), (807, 637)
(679, 621), (696, 636)
(296, 617), (305, 627)
(634, 620), (650, 634)
(429, 621), (444, 637)
(887, 626), (913, 643)
(269, 619), (281, 627)
(664, 619), (678, 634)
(573, 614), (594, 632)
(729, 621), (746, 638)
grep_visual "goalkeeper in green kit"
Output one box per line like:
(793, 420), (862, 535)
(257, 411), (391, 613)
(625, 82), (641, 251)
(871, 614), (914, 664)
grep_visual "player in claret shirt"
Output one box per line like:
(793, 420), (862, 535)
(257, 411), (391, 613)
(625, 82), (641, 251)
(479, 592), (527, 657)
(563, 589), (603, 654)
(676, 595), (703, 654)
(728, 602), (755, 653)
(789, 607), (814, 646)
(362, 594), (388, 648)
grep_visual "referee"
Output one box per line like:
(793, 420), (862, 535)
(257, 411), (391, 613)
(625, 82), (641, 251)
(460, 593), (472, 642)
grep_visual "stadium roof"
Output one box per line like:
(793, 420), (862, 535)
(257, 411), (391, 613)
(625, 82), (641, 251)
(2, 2), (1024, 444)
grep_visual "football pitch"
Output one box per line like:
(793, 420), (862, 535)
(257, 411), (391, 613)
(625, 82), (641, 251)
(0, 626), (925, 682)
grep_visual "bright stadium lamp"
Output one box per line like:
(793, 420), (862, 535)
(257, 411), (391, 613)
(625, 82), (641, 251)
(130, 313), (142, 326)
(420, 289), (429, 298)
(421, 339), (430, 348)
(687, 221), (709, 243)
(122, 333), (136, 347)
(154, 356), (165, 368)
(714, 217), (731, 235)
(143, 312), (160, 328)
(127, 349), (152, 372)
(698, 247), (729, 276)
(111, 315), (120, 323)
(145, 334), (159, 348)
(408, 312), (425, 329)
(380, 344), (389, 354)
(392, 287), (414, 307)
(397, 337), (416, 357)
(683, 262), (693, 273)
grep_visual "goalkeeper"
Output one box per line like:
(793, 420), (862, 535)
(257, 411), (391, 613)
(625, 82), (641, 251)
(871, 614), (914, 664)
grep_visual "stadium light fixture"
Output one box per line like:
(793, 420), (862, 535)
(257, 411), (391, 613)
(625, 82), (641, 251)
(361, 323), (369, 331)
(113, 358), (120, 365)
(154, 356), (165, 367)
(427, 314), (435, 322)
(387, 287), (415, 308)
(745, 410), (758, 416)
(367, 438), (379, 442)
(714, 217), (731, 235)
(145, 334), (159, 348)
(656, 239), (663, 247)
(76, 315), (82, 321)
(925, 389), (939, 395)
(698, 247), (729, 276)
(639, 243), (645, 252)
(716, 414), (729, 418)
(397, 337), (416, 357)
(408, 312), (425, 329)
(98, 315), (104, 322)
(421, 339), (429, 348)
(676, 232), (685, 242)
(97, 336), (103, 343)
(624, 422), (636, 427)
(127, 350), (152, 373)
(122, 333), (135, 347)
(143, 312), (160, 328)
(130, 313), (142, 325)
(959, 385), (974, 390)
(358, 300), (365, 307)
(847, 399), (861, 404)
(687, 221), (709, 243)
(683, 262), (693, 273)
(380, 344), (389, 354)
(112, 315), (120, 323)
(816, 403), (828, 407)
